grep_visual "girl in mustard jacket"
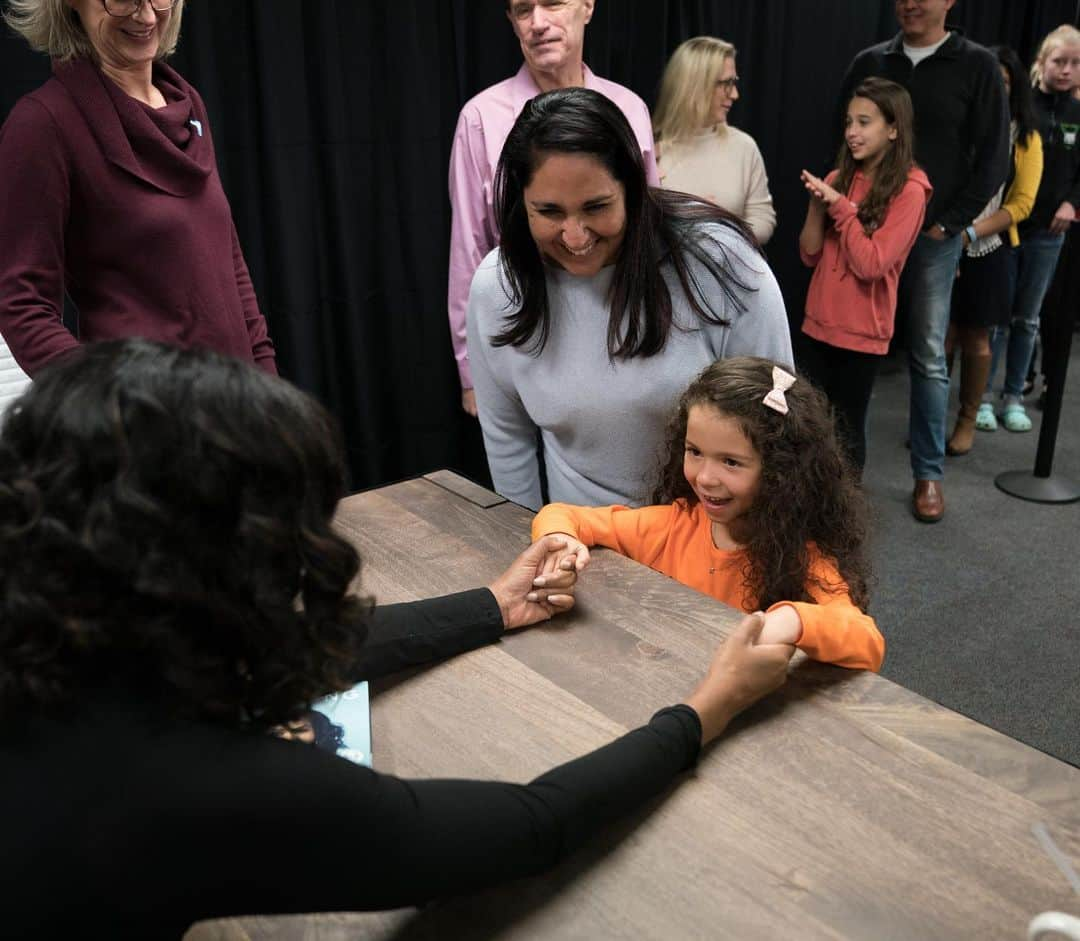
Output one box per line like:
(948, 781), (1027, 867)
(946, 46), (1042, 453)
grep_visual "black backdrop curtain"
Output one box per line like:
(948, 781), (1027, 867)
(1, 0), (1076, 490)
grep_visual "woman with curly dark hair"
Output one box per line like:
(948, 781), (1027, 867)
(533, 356), (882, 671)
(0, 339), (792, 938)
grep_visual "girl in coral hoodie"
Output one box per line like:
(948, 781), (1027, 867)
(798, 77), (931, 472)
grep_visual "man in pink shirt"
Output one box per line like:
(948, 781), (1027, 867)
(448, 0), (658, 415)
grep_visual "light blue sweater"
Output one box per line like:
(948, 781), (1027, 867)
(467, 223), (792, 510)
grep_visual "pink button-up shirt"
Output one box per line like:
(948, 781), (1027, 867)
(447, 64), (659, 389)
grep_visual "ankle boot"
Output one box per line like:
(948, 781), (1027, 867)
(947, 350), (993, 456)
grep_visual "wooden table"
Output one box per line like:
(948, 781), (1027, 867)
(191, 471), (1080, 941)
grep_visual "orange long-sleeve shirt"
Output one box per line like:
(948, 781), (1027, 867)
(533, 500), (884, 671)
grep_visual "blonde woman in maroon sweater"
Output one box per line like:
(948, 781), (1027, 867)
(0, 0), (276, 376)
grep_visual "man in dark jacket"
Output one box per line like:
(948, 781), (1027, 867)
(840, 0), (1009, 522)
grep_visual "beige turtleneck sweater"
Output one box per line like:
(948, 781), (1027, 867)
(658, 125), (777, 244)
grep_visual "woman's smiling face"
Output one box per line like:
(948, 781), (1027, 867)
(523, 151), (627, 275)
(66, 0), (171, 70)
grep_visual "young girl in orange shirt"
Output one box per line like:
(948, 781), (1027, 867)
(532, 357), (883, 671)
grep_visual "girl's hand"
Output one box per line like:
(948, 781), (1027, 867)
(1050, 200), (1077, 235)
(683, 612), (794, 745)
(539, 532), (591, 576)
(801, 169), (841, 207)
(488, 535), (580, 630)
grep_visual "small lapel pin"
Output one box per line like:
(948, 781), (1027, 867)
(189, 118), (203, 137)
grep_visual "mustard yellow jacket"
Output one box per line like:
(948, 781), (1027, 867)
(1003, 131), (1043, 246)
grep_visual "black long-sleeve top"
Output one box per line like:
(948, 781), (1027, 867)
(0, 589), (701, 939)
(839, 29), (1010, 236)
(1022, 88), (1080, 234)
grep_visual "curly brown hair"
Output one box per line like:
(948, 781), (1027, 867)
(651, 357), (871, 611)
(0, 340), (372, 729)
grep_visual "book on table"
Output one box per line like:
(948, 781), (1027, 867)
(308, 681), (372, 767)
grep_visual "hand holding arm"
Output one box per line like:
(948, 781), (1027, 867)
(774, 554), (885, 671)
(538, 531), (591, 577)
(488, 535), (579, 630)
(683, 612), (794, 745)
(757, 604), (803, 646)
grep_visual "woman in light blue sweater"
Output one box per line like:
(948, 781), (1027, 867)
(467, 87), (792, 511)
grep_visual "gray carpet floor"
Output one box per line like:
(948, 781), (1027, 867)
(860, 340), (1080, 768)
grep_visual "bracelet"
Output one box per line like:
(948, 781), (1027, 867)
(965, 225), (978, 245)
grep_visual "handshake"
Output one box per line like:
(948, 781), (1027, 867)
(486, 534), (795, 747)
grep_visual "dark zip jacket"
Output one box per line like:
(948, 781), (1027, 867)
(839, 28), (1009, 237)
(1023, 87), (1080, 234)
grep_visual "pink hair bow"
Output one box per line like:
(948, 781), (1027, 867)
(762, 366), (796, 415)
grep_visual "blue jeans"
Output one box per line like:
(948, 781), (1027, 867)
(899, 232), (963, 480)
(987, 231), (1065, 400)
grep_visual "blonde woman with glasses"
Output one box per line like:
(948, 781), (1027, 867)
(0, 0), (276, 378)
(653, 36), (777, 245)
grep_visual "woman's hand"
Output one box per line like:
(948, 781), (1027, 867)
(683, 612), (794, 746)
(757, 605), (802, 646)
(488, 535), (580, 630)
(1049, 200), (1077, 235)
(801, 169), (841, 207)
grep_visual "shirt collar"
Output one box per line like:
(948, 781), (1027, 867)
(510, 61), (596, 111)
(885, 26), (963, 59)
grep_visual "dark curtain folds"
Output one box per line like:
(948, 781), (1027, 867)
(1, 0), (1076, 490)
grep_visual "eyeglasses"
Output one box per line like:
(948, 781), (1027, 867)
(716, 77), (740, 93)
(102, 0), (177, 17)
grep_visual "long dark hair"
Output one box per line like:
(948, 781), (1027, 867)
(993, 45), (1038, 146)
(0, 340), (372, 728)
(833, 77), (915, 234)
(491, 87), (760, 360)
(652, 357), (871, 611)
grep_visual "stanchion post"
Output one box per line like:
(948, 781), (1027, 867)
(995, 227), (1080, 503)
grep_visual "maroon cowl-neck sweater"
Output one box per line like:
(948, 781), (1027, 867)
(0, 58), (276, 376)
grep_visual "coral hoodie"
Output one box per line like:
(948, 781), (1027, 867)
(801, 166), (932, 355)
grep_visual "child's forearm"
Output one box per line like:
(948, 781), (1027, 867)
(531, 504), (584, 542)
(799, 205), (826, 259)
(781, 600), (884, 671)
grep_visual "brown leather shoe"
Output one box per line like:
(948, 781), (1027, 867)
(912, 480), (945, 523)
